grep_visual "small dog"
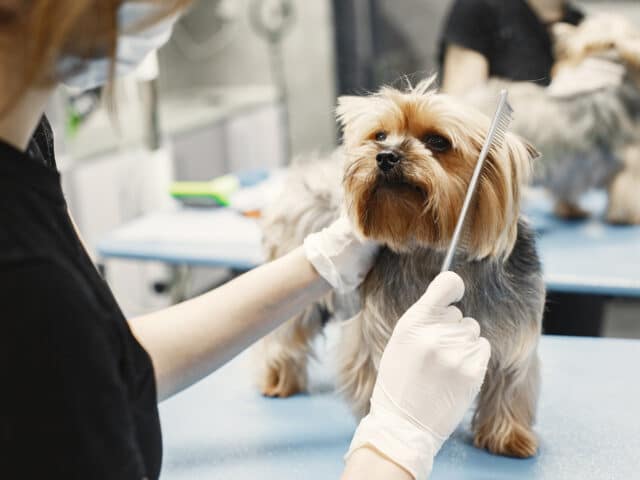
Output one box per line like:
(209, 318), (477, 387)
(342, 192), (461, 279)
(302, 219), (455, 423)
(468, 14), (640, 223)
(259, 77), (544, 458)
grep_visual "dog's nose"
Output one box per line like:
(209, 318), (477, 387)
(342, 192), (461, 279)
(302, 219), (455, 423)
(376, 151), (400, 172)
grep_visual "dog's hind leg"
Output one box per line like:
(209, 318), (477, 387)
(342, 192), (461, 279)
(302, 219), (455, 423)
(472, 339), (540, 458)
(606, 144), (640, 225)
(259, 304), (326, 397)
(553, 199), (589, 219)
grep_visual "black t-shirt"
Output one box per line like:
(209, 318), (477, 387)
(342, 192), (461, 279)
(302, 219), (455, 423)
(439, 0), (584, 85)
(0, 117), (162, 479)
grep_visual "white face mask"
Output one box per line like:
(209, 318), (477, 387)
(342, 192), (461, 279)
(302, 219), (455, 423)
(60, 3), (180, 91)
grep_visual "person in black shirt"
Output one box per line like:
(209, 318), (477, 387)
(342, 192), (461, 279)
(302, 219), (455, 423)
(439, 0), (584, 94)
(439, 0), (611, 338)
(0, 2), (491, 480)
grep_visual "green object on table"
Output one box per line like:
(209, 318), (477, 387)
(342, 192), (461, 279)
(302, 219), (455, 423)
(170, 175), (240, 206)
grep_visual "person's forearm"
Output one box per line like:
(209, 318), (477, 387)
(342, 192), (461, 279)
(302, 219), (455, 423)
(441, 45), (489, 95)
(342, 447), (414, 480)
(129, 247), (330, 401)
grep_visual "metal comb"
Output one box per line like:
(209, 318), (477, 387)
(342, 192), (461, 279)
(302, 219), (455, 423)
(440, 90), (513, 273)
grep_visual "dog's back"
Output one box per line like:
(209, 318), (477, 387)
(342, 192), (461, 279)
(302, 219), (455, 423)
(262, 152), (343, 260)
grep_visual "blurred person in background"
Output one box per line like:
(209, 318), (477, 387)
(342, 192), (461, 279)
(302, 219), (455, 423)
(439, 0), (609, 337)
(439, 0), (584, 94)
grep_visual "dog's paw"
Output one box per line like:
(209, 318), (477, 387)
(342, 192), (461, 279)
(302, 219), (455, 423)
(553, 200), (589, 220)
(260, 358), (307, 398)
(474, 422), (538, 458)
(606, 171), (640, 225)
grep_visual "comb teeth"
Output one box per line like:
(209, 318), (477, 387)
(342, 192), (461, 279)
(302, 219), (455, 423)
(492, 95), (513, 149)
(440, 89), (513, 272)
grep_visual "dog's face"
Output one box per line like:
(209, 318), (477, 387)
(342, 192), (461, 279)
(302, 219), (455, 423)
(338, 78), (535, 259)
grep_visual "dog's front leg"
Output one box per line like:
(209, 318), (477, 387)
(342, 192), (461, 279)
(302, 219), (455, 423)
(472, 345), (540, 458)
(259, 305), (325, 397)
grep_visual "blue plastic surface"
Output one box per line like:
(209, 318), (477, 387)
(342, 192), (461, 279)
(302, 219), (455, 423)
(525, 190), (640, 296)
(97, 187), (640, 297)
(97, 209), (265, 270)
(159, 335), (640, 479)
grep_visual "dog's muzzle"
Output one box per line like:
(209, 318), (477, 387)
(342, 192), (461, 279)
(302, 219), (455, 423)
(376, 150), (401, 172)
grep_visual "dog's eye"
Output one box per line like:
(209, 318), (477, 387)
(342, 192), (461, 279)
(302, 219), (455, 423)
(423, 134), (451, 152)
(374, 131), (387, 142)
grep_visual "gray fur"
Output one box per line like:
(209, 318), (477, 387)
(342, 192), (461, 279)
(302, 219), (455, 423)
(467, 76), (640, 204)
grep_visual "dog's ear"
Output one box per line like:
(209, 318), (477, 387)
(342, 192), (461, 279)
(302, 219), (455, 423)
(527, 142), (541, 161)
(503, 132), (537, 186)
(336, 95), (372, 129)
(468, 132), (534, 259)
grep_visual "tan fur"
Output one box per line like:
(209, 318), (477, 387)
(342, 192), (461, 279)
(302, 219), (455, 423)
(607, 144), (640, 224)
(552, 14), (640, 76)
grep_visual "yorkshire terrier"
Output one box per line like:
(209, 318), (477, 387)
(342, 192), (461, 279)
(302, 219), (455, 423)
(468, 14), (640, 223)
(259, 77), (545, 458)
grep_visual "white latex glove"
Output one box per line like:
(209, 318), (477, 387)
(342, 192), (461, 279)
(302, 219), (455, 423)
(303, 215), (379, 293)
(548, 57), (626, 98)
(345, 272), (491, 480)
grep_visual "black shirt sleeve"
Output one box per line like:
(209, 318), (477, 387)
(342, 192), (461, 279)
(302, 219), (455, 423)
(439, 0), (497, 61)
(0, 262), (148, 479)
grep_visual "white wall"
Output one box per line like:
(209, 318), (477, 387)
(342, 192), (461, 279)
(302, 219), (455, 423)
(158, 0), (338, 158)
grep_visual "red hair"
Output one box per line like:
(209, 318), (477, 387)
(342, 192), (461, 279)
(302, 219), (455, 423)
(0, 0), (192, 115)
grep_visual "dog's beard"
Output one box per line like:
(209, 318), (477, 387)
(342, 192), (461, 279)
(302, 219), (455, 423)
(343, 156), (458, 253)
(343, 147), (521, 258)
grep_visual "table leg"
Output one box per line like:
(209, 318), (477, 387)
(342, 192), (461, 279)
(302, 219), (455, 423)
(170, 265), (192, 304)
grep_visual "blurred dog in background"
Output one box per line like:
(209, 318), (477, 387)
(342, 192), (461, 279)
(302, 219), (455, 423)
(468, 14), (640, 223)
(259, 78), (545, 458)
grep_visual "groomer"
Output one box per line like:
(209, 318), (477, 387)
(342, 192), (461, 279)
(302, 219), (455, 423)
(0, 2), (489, 480)
(439, 0), (584, 92)
(439, 0), (601, 337)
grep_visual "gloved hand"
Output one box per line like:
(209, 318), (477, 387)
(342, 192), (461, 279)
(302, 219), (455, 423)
(345, 272), (491, 480)
(303, 215), (379, 293)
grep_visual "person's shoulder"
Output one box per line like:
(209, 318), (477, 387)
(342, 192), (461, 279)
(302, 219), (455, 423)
(440, 0), (497, 59)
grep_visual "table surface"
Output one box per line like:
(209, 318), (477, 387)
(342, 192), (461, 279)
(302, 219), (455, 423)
(159, 334), (640, 480)
(97, 187), (640, 297)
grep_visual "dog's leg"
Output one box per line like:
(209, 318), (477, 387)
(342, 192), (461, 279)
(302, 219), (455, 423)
(553, 199), (589, 219)
(606, 145), (640, 225)
(259, 305), (324, 398)
(473, 345), (540, 458)
(337, 309), (388, 419)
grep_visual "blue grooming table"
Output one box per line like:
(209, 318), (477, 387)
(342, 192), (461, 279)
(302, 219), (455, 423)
(526, 189), (640, 297)
(97, 186), (640, 297)
(159, 335), (640, 479)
